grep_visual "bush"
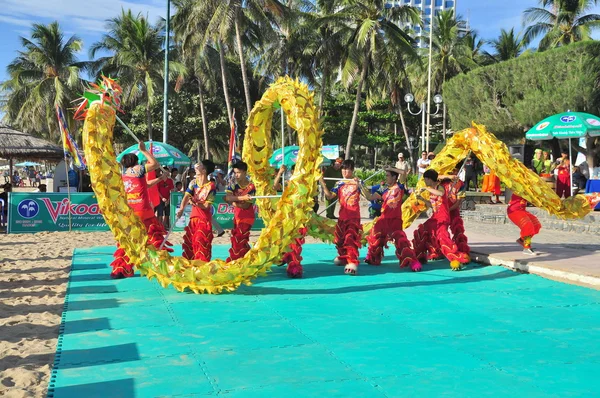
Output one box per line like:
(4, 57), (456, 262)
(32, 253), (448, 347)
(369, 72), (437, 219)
(444, 41), (600, 138)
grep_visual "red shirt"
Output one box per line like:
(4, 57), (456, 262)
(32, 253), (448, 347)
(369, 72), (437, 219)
(225, 181), (256, 219)
(507, 193), (527, 214)
(122, 165), (154, 220)
(158, 178), (174, 201)
(429, 185), (451, 224)
(331, 181), (361, 220)
(381, 183), (405, 219)
(185, 180), (216, 222)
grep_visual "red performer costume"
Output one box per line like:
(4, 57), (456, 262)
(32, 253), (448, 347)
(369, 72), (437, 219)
(507, 193), (541, 255)
(413, 170), (470, 270)
(441, 179), (470, 255)
(365, 170), (421, 272)
(178, 161), (217, 262)
(225, 179), (256, 262)
(555, 159), (571, 198)
(320, 159), (363, 275)
(111, 151), (171, 279)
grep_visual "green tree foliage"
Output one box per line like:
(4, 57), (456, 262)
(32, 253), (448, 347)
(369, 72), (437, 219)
(524, 0), (600, 51)
(443, 41), (600, 168)
(89, 10), (184, 140)
(0, 22), (87, 139)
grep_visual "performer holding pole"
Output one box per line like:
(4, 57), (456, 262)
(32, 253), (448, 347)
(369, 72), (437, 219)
(224, 161), (256, 262)
(412, 169), (470, 271)
(112, 141), (172, 278)
(362, 168), (421, 272)
(319, 159), (363, 275)
(177, 160), (217, 261)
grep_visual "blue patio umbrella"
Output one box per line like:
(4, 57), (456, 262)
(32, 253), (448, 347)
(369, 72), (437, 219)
(15, 161), (42, 167)
(117, 142), (191, 167)
(269, 146), (333, 169)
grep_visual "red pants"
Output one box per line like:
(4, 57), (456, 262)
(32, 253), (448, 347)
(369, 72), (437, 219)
(183, 217), (213, 261)
(366, 217), (418, 268)
(110, 216), (172, 278)
(449, 210), (470, 255)
(508, 210), (541, 240)
(413, 218), (469, 264)
(227, 214), (255, 262)
(281, 227), (307, 278)
(556, 175), (571, 198)
(334, 218), (362, 265)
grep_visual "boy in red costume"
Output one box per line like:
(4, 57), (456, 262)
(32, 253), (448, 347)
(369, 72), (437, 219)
(413, 169), (470, 270)
(363, 168), (421, 272)
(112, 141), (171, 279)
(507, 192), (541, 255)
(439, 173), (470, 257)
(224, 161), (256, 262)
(176, 160), (217, 261)
(319, 159), (363, 275)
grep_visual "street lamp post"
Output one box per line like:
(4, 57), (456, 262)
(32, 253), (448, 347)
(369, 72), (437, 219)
(404, 92), (443, 153)
(162, 0), (170, 144)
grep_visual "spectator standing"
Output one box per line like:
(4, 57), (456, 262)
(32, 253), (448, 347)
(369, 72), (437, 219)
(462, 155), (478, 191)
(417, 151), (430, 178)
(394, 153), (411, 184)
(156, 168), (175, 228)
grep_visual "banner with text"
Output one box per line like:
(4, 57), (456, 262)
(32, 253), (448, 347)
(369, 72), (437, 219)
(7, 192), (109, 233)
(170, 192), (265, 231)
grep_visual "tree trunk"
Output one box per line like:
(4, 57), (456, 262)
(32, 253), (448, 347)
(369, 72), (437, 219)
(345, 55), (369, 159)
(218, 40), (233, 126)
(198, 78), (210, 158)
(318, 64), (329, 117)
(146, 100), (153, 141)
(235, 16), (253, 116)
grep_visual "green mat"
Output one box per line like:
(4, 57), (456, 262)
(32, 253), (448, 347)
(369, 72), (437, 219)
(48, 244), (600, 397)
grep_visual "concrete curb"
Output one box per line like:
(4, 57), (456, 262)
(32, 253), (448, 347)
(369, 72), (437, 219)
(470, 251), (600, 290)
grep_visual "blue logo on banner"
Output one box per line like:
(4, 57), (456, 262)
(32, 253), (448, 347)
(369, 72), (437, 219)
(560, 115), (576, 123)
(17, 200), (39, 218)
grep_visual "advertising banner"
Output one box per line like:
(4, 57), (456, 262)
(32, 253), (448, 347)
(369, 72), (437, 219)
(7, 192), (266, 233)
(7, 192), (109, 233)
(321, 145), (340, 160)
(170, 192), (264, 231)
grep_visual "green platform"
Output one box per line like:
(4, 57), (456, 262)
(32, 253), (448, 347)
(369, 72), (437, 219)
(48, 244), (600, 397)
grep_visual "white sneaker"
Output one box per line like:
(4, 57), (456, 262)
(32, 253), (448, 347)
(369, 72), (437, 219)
(523, 248), (537, 256)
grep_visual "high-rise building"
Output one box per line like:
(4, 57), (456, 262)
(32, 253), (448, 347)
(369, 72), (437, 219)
(385, 0), (462, 47)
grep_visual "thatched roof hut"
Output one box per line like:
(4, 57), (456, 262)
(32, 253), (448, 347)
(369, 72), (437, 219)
(0, 125), (63, 181)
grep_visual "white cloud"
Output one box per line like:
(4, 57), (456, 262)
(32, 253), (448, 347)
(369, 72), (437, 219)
(0, 14), (35, 27)
(1, 0), (165, 27)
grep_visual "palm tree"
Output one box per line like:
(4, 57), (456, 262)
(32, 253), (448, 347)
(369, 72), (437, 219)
(201, 0), (287, 116)
(1, 22), (86, 139)
(320, 0), (420, 159)
(90, 10), (184, 140)
(487, 28), (529, 62)
(304, 0), (346, 116)
(523, 0), (600, 50)
(427, 10), (479, 92)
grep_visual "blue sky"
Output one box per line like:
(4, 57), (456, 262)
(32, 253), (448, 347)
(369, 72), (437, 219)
(1, 0), (600, 82)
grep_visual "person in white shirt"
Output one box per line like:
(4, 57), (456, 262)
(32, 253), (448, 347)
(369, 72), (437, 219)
(416, 151), (430, 178)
